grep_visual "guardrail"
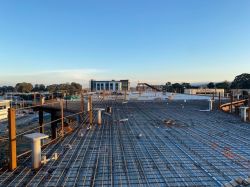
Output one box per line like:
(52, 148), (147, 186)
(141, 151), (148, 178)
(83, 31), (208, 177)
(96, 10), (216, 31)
(0, 94), (103, 171)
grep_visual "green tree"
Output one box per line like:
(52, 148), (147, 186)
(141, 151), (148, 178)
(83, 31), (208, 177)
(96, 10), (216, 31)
(182, 82), (192, 89)
(164, 82), (173, 92)
(15, 82), (33, 93)
(71, 82), (82, 93)
(33, 84), (46, 92)
(207, 82), (215, 89)
(231, 73), (250, 89)
(172, 83), (183, 93)
(46, 84), (58, 93)
(215, 81), (230, 91)
(0, 86), (15, 95)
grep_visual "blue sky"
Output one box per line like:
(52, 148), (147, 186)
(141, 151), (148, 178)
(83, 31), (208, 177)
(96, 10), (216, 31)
(0, 0), (249, 86)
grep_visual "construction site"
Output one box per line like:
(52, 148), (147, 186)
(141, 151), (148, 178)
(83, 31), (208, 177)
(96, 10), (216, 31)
(0, 90), (250, 187)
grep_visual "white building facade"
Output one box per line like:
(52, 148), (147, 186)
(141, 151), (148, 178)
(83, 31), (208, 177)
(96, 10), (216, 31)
(184, 88), (225, 97)
(0, 100), (11, 120)
(90, 80), (123, 92)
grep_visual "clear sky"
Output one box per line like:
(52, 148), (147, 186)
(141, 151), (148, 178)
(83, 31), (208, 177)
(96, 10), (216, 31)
(0, 0), (249, 87)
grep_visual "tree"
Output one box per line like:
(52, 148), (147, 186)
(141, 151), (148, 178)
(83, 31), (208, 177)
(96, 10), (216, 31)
(0, 86), (15, 95)
(33, 84), (46, 92)
(15, 82), (33, 93)
(46, 82), (82, 95)
(181, 83), (192, 89)
(71, 82), (82, 93)
(172, 83), (183, 93)
(164, 82), (173, 92)
(46, 84), (58, 93)
(231, 73), (250, 89)
(207, 82), (215, 89)
(215, 81), (230, 91)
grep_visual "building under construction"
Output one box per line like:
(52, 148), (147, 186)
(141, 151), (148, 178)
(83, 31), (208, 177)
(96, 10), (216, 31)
(0, 95), (250, 186)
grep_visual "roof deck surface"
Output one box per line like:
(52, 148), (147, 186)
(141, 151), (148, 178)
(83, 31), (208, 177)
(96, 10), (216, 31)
(0, 100), (250, 187)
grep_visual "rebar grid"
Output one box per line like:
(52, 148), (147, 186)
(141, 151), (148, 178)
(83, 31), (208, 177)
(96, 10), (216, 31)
(0, 100), (250, 187)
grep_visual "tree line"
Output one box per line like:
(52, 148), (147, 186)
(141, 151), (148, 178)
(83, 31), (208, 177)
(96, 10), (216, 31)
(164, 73), (250, 93)
(206, 73), (250, 91)
(0, 82), (82, 95)
(1, 73), (249, 95)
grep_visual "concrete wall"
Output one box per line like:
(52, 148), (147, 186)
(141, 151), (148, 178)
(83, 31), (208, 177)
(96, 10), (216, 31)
(231, 89), (250, 96)
(0, 100), (11, 120)
(184, 89), (225, 97)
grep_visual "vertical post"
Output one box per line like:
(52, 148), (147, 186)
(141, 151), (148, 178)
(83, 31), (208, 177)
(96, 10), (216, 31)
(81, 92), (84, 122)
(34, 93), (37, 106)
(125, 90), (127, 101)
(51, 93), (54, 107)
(51, 112), (58, 140)
(8, 108), (17, 171)
(81, 92), (84, 113)
(60, 99), (64, 137)
(218, 92), (221, 109)
(230, 93), (233, 113)
(39, 96), (44, 133)
(88, 96), (93, 127)
(248, 108), (250, 121)
(39, 110), (44, 133)
(98, 110), (102, 125)
(209, 99), (213, 111)
(32, 139), (42, 169)
(240, 107), (248, 122)
(66, 93), (68, 109)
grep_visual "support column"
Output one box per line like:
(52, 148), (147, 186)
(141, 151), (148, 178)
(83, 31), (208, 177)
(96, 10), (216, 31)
(240, 107), (249, 122)
(8, 108), (17, 171)
(81, 93), (84, 113)
(34, 93), (37, 106)
(98, 110), (102, 125)
(51, 112), (58, 140)
(39, 96), (45, 134)
(80, 93), (84, 122)
(218, 92), (221, 109)
(88, 96), (93, 127)
(39, 110), (44, 133)
(95, 108), (105, 125)
(248, 108), (250, 121)
(209, 99), (213, 111)
(230, 93), (233, 113)
(60, 99), (64, 137)
(24, 133), (48, 169)
(125, 90), (127, 101)
(237, 94), (240, 100)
